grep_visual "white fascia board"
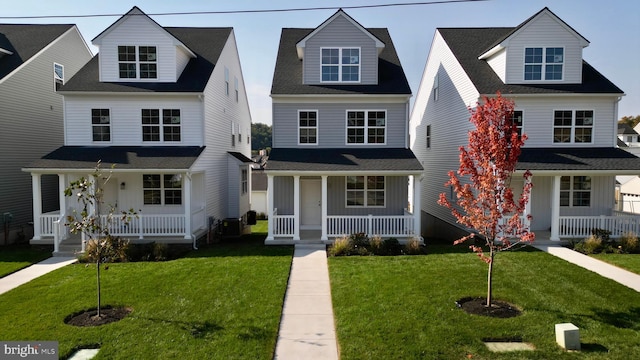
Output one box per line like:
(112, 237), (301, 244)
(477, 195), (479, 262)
(515, 169), (640, 176)
(271, 94), (411, 104)
(23, 168), (195, 174)
(264, 170), (423, 177)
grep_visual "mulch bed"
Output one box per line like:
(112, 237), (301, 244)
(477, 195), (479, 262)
(456, 297), (522, 318)
(65, 306), (132, 327)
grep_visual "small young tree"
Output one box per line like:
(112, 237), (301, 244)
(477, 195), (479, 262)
(438, 93), (535, 308)
(65, 162), (137, 319)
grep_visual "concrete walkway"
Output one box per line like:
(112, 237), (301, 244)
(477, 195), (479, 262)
(274, 244), (339, 360)
(0, 257), (76, 295)
(534, 244), (640, 292)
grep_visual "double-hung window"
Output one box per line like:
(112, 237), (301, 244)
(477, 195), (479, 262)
(298, 110), (318, 144)
(118, 45), (157, 79)
(142, 109), (181, 142)
(553, 110), (593, 143)
(346, 176), (385, 207)
(54, 63), (64, 90)
(143, 174), (182, 205)
(510, 110), (523, 137)
(241, 169), (248, 195)
(91, 109), (110, 142)
(426, 124), (431, 149)
(347, 110), (386, 144)
(321, 47), (360, 82)
(524, 47), (563, 80)
(560, 176), (591, 207)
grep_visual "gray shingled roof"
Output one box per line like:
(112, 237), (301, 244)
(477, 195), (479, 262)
(0, 24), (74, 80)
(517, 147), (640, 171)
(25, 146), (204, 170)
(60, 27), (232, 93)
(618, 123), (638, 135)
(438, 27), (623, 95)
(266, 148), (422, 172)
(271, 28), (411, 95)
(228, 151), (253, 163)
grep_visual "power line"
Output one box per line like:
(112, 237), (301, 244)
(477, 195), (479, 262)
(0, 0), (489, 20)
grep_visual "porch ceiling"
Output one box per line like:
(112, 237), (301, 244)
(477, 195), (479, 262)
(265, 147), (423, 172)
(24, 146), (204, 170)
(517, 147), (640, 173)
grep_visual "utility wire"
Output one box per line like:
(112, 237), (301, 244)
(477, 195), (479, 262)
(0, 0), (489, 20)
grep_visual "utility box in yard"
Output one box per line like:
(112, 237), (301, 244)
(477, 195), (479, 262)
(221, 218), (242, 238)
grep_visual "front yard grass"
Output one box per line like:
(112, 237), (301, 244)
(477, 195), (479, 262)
(0, 244), (52, 278)
(329, 242), (640, 359)
(590, 253), (640, 275)
(0, 236), (293, 359)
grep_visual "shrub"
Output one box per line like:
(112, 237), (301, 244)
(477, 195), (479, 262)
(328, 236), (353, 256)
(404, 236), (423, 255)
(369, 235), (384, 255)
(152, 243), (169, 261)
(573, 235), (603, 254)
(618, 232), (640, 254)
(381, 238), (403, 256)
(78, 237), (129, 263)
(591, 228), (613, 245)
(350, 232), (369, 247)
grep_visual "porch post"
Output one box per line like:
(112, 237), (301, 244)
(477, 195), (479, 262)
(524, 174), (532, 229)
(293, 175), (300, 241)
(550, 175), (561, 241)
(183, 173), (192, 240)
(58, 174), (67, 241)
(31, 173), (42, 240)
(266, 174), (274, 241)
(413, 175), (422, 236)
(321, 175), (328, 241)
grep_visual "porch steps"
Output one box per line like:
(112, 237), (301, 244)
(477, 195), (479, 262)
(53, 237), (83, 258)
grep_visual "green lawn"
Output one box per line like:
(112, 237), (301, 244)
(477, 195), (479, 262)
(251, 219), (268, 234)
(0, 236), (293, 359)
(0, 244), (52, 278)
(591, 253), (640, 275)
(329, 244), (640, 359)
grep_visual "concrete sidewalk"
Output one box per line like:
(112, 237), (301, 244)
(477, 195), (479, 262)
(274, 244), (339, 360)
(0, 257), (77, 295)
(534, 244), (640, 292)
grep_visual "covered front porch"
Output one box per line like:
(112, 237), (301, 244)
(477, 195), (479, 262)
(264, 148), (424, 245)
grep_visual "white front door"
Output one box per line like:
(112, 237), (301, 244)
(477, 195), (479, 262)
(300, 179), (321, 229)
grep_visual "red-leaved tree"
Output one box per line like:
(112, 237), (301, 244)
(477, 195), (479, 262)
(438, 93), (534, 308)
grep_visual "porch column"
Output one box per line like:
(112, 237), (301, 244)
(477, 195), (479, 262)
(524, 175), (532, 229)
(31, 174), (42, 240)
(183, 173), (192, 240)
(293, 175), (300, 241)
(413, 175), (422, 236)
(550, 175), (561, 241)
(266, 175), (274, 241)
(58, 174), (67, 241)
(321, 175), (328, 241)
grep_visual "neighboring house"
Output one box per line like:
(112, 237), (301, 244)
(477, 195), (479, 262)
(0, 24), (92, 244)
(23, 7), (252, 252)
(266, 9), (423, 244)
(410, 7), (640, 241)
(616, 176), (640, 214)
(618, 123), (640, 147)
(251, 169), (268, 216)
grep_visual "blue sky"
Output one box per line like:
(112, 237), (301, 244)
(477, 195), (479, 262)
(3, 0), (638, 125)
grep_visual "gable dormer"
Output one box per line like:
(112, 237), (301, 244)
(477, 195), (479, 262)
(92, 6), (196, 83)
(479, 7), (589, 85)
(295, 9), (384, 85)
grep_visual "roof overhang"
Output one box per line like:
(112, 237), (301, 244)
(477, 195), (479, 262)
(264, 170), (423, 177)
(271, 94), (411, 103)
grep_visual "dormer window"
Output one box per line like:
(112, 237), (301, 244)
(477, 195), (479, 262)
(118, 45), (157, 79)
(321, 47), (360, 82)
(524, 47), (563, 80)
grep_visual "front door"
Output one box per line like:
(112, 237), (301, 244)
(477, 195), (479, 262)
(300, 179), (321, 229)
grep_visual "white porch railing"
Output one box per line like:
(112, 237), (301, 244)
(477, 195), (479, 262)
(327, 214), (414, 238)
(559, 214), (640, 238)
(272, 209), (295, 236)
(100, 214), (186, 238)
(40, 213), (61, 237)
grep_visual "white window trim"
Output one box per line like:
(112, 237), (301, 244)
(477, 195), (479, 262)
(142, 174), (183, 206)
(320, 47), (361, 83)
(345, 109), (387, 145)
(298, 109), (319, 145)
(523, 46), (565, 81)
(224, 67), (230, 96)
(552, 109), (594, 144)
(426, 124), (431, 149)
(345, 175), (386, 208)
(234, 76), (239, 102)
(141, 108), (182, 143)
(91, 108), (112, 143)
(560, 175), (591, 208)
(241, 168), (248, 195)
(512, 109), (524, 137)
(117, 45), (157, 80)
(53, 62), (64, 90)
(433, 73), (439, 101)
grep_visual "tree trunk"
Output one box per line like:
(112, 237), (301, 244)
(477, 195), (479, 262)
(486, 248), (495, 308)
(96, 259), (101, 318)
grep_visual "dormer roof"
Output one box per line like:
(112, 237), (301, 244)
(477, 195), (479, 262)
(0, 24), (75, 80)
(295, 9), (385, 60)
(92, 6), (196, 58)
(478, 7), (589, 60)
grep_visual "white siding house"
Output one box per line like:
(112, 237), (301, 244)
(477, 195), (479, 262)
(266, 10), (423, 244)
(0, 24), (92, 244)
(410, 7), (640, 241)
(23, 7), (252, 254)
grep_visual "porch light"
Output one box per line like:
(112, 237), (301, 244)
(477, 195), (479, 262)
(120, 182), (126, 190)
